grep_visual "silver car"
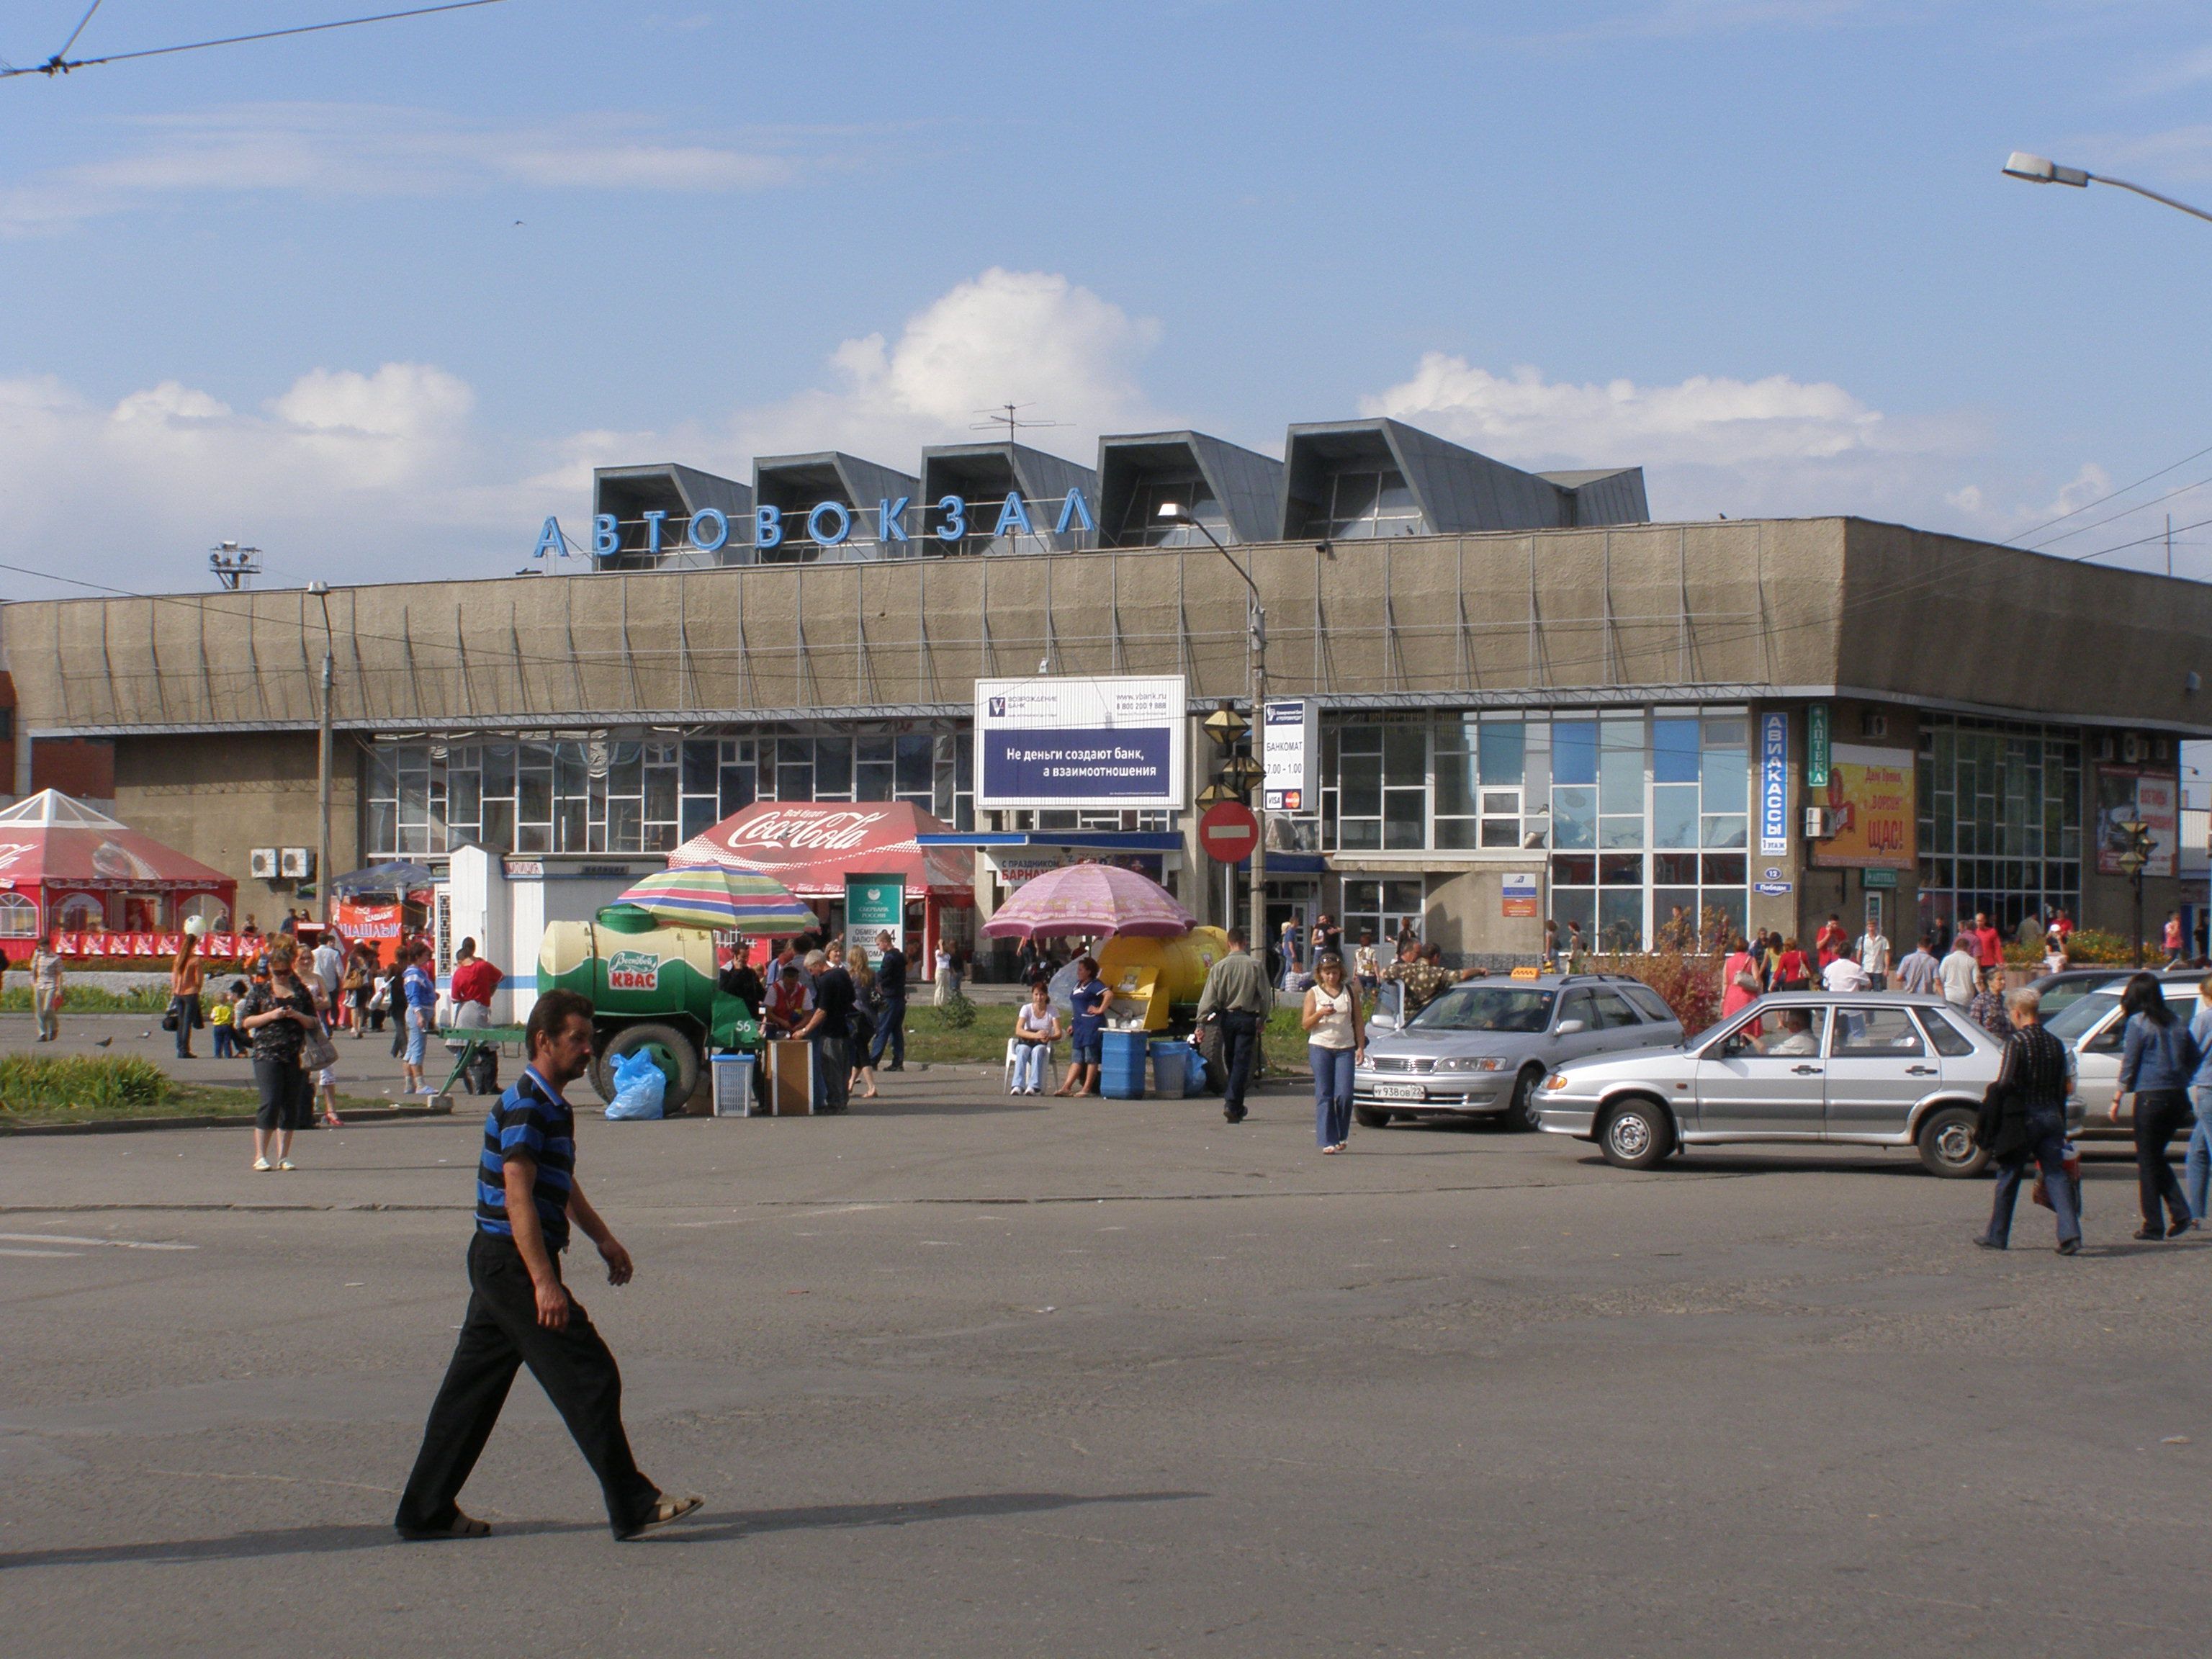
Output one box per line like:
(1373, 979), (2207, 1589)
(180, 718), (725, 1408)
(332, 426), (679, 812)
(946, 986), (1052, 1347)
(2045, 973), (2203, 1138)
(1534, 991), (2049, 1177)
(1354, 974), (1684, 1132)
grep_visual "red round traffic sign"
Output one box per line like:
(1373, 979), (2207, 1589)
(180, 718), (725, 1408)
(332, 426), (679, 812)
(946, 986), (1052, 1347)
(1198, 800), (1260, 864)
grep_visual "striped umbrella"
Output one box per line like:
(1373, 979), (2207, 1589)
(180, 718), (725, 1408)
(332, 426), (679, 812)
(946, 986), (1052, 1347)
(616, 866), (818, 935)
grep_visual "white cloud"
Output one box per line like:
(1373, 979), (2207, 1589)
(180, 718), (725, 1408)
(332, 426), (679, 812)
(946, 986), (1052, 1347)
(732, 267), (1163, 462)
(0, 104), (802, 235)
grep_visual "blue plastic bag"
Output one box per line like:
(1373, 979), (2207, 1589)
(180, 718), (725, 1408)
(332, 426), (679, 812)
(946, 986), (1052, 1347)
(605, 1049), (667, 1120)
(1184, 1043), (1211, 1095)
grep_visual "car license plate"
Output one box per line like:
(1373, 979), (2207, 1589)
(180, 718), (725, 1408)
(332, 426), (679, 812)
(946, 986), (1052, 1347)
(1373, 1084), (1426, 1101)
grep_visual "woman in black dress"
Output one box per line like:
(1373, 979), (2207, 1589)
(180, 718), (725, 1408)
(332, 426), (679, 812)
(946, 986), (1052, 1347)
(235, 938), (320, 1172)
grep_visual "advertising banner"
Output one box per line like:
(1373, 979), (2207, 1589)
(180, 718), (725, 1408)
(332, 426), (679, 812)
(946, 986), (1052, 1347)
(989, 852), (1164, 890)
(1262, 698), (1318, 814)
(335, 901), (405, 940)
(1501, 873), (1539, 917)
(2095, 765), (2177, 878)
(1758, 712), (1790, 857)
(1809, 744), (1916, 870)
(975, 675), (1187, 810)
(844, 873), (905, 958)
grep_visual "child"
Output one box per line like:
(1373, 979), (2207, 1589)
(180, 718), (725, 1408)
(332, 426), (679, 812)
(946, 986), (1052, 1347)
(208, 979), (246, 1058)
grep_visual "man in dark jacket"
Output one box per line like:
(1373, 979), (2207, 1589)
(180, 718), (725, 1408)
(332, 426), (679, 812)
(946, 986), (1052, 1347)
(868, 929), (907, 1072)
(1974, 986), (2081, 1254)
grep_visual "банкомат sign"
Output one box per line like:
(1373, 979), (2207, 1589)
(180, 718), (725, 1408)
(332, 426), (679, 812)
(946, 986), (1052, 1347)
(974, 676), (1188, 810)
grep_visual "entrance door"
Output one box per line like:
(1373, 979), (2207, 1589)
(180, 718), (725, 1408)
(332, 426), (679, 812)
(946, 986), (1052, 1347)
(1693, 1007), (1829, 1136)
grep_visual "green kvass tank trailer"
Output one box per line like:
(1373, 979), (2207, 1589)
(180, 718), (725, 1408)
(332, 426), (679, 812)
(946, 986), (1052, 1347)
(539, 904), (761, 1103)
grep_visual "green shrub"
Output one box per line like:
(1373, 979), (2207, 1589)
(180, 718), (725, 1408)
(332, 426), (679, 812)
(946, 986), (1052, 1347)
(2049, 929), (2141, 966)
(931, 992), (979, 1030)
(0, 1053), (174, 1113)
(0, 984), (170, 1013)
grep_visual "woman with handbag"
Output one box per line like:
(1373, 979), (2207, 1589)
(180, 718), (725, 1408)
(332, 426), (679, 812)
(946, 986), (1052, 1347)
(1973, 986), (2080, 1254)
(2113, 972), (2199, 1241)
(845, 945), (881, 1101)
(1720, 935), (1763, 1025)
(235, 938), (321, 1172)
(166, 934), (205, 1060)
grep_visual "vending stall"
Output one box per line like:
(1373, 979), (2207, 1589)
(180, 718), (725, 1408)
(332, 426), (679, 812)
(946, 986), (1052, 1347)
(0, 790), (236, 961)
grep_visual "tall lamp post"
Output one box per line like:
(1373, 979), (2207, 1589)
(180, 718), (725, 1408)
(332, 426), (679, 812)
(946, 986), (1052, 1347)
(2002, 153), (2212, 225)
(307, 581), (336, 928)
(2116, 819), (2155, 968)
(1159, 503), (1266, 943)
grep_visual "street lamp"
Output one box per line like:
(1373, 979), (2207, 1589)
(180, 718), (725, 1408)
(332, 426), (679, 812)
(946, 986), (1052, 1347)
(1160, 503), (1267, 941)
(307, 581), (335, 929)
(2115, 818), (2156, 967)
(2002, 152), (2212, 225)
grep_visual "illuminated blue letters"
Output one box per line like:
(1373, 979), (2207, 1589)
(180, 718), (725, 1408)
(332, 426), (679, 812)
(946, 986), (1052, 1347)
(532, 516), (565, 561)
(935, 494), (967, 544)
(1055, 487), (1094, 535)
(688, 508), (729, 553)
(642, 510), (667, 555)
(807, 500), (853, 547)
(994, 493), (1033, 539)
(755, 505), (783, 549)
(593, 513), (619, 556)
(878, 497), (910, 543)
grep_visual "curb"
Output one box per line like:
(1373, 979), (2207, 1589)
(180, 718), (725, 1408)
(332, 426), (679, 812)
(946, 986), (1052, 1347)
(2, 1101), (457, 1138)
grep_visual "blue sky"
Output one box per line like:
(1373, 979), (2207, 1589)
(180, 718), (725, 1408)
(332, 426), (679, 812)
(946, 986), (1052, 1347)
(2, 0), (2210, 595)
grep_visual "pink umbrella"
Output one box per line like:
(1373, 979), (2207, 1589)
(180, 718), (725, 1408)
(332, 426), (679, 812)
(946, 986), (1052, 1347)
(981, 860), (1195, 940)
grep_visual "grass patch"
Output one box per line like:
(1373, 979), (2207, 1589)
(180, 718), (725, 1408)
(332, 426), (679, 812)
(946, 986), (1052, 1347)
(1, 1082), (403, 1130)
(888, 999), (1312, 1071)
(0, 1051), (173, 1115)
(0, 984), (171, 1013)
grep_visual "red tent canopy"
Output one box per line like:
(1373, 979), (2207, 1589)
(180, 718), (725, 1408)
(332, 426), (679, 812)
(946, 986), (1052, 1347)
(669, 801), (974, 899)
(0, 789), (237, 957)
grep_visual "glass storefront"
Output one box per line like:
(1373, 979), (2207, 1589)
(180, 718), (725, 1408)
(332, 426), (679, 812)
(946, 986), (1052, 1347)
(364, 727), (974, 859)
(1319, 709), (1751, 950)
(1916, 714), (2082, 940)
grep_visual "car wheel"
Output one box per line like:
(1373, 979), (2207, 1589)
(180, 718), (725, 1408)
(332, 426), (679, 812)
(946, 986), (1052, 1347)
(1353, 1105), (1394, 1130)
(1508, 1067), (1546, 1133)
(1916, 1104), (1987, 1178)
(592, 1022), (701, 1109)
(1599, 1098), (1673, 1171)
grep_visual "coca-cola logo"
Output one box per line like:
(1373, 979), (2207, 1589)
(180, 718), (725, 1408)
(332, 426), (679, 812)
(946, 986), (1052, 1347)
(724, 809), (890, 853)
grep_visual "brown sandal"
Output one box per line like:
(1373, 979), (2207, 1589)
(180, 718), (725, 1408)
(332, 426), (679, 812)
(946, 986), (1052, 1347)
(619, 1492), (703, 1539)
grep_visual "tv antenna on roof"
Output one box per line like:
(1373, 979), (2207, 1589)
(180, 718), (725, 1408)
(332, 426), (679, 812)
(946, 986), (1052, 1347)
(970, 403), (1062, 445)
(210, 542), (263, 591)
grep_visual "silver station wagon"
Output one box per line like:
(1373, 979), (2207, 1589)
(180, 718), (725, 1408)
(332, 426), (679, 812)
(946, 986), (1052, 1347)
(1533, 991), (2051, 1177)
(1354, 974), (1684, 1132)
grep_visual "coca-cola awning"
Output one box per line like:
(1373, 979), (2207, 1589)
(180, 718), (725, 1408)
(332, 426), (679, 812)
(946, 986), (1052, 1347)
(668, 801), (975, 899)
(0, 791), (234, 892)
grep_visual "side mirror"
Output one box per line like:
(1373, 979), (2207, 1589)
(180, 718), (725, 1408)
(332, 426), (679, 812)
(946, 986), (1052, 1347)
(1369, 1012), (1398, 1031)
(1555, 1018), (1587, 1035)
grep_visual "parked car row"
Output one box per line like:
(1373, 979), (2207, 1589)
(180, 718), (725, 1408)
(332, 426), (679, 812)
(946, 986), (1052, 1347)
(1350, 965), (2203, 1180)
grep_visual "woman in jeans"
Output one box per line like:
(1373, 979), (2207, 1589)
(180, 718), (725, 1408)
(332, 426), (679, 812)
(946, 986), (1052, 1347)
(1301, 952), (1366, 1154)
(167, 932), (204, 1059)
(1010, 981), (1061, 1095)
(2185, 976), (2212, 1228)
(2113, 971), (2199, 1241)
(235, 938), (320, 1172)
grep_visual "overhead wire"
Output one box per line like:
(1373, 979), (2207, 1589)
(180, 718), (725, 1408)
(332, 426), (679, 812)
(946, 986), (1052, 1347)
(1, 0), (509, 79)
(2001, 437), (2212, 549)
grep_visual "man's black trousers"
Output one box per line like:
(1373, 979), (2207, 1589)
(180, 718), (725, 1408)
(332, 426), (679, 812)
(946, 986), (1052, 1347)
(1219, 1010), (1261, 1120)
(395, 1232), (657, 1537)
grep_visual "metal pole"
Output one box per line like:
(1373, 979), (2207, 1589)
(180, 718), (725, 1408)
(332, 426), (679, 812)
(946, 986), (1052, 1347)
(318, 649), (333, 927)
(1249, 585), (1267, 959)
(2134, 870), (2146, 968)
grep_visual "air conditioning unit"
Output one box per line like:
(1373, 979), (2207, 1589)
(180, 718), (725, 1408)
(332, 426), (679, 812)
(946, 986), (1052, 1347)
(2122, 732), (2146, 765)
(2095, 734), (2116, 762)
(248, 848), (279, 881)
(279, 848), (313, 881)
(1804, 807), (1834, 839)
(1859, 711), (1888, 739)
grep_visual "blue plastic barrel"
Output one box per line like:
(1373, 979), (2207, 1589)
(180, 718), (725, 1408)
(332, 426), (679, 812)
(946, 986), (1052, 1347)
(1100, 1029), (1148, 1099)
(1149, 1038), (1190, 1098)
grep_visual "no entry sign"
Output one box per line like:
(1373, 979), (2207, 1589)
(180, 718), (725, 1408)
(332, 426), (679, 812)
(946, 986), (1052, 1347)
(1198, 800), (1260, 864)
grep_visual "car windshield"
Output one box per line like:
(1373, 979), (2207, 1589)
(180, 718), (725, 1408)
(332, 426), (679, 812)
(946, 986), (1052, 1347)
(1408, 985), (1556, 1033)
(2044, 992), (2121, 1045)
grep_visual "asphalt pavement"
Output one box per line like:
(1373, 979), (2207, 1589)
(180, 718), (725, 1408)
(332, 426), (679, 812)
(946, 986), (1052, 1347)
(3, 1046), (2210, 1658)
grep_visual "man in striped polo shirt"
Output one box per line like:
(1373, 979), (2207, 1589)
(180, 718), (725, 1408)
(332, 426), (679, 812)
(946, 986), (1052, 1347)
(395, 989), (701, 1542)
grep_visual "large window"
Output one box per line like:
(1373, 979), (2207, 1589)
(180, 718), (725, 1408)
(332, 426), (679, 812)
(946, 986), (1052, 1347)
(1917, 714), (2080, 939)
(1117, 476), (1227, 547)
(1320, 709), (1752, 952)
(0, 891), (37, 936)
(1296, 469), (1423, 541)
(364, 728), (974, 859)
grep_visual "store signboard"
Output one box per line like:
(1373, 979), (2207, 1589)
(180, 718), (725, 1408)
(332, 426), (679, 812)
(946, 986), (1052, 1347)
(1501, 873), (1539, 917)
(1809, 745), (1917, 871)
(1262, 698), (1318, 814)
(2095, 765), (2177, 878)
(1806, 703), (1831, 789)
(844, 873), (905, 958)
(1758, 712), (1790, 856)
(974, 675), (1187, 809)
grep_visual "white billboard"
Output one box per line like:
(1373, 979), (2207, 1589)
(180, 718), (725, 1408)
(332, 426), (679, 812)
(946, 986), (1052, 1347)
(974, 675), (1187, 811)
(1263, 697), (1317, 814)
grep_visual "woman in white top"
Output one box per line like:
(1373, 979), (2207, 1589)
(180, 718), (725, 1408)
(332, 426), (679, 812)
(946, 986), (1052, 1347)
(1010, 981), (1061, 1094)
(1300, 951), (1367, 1154)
